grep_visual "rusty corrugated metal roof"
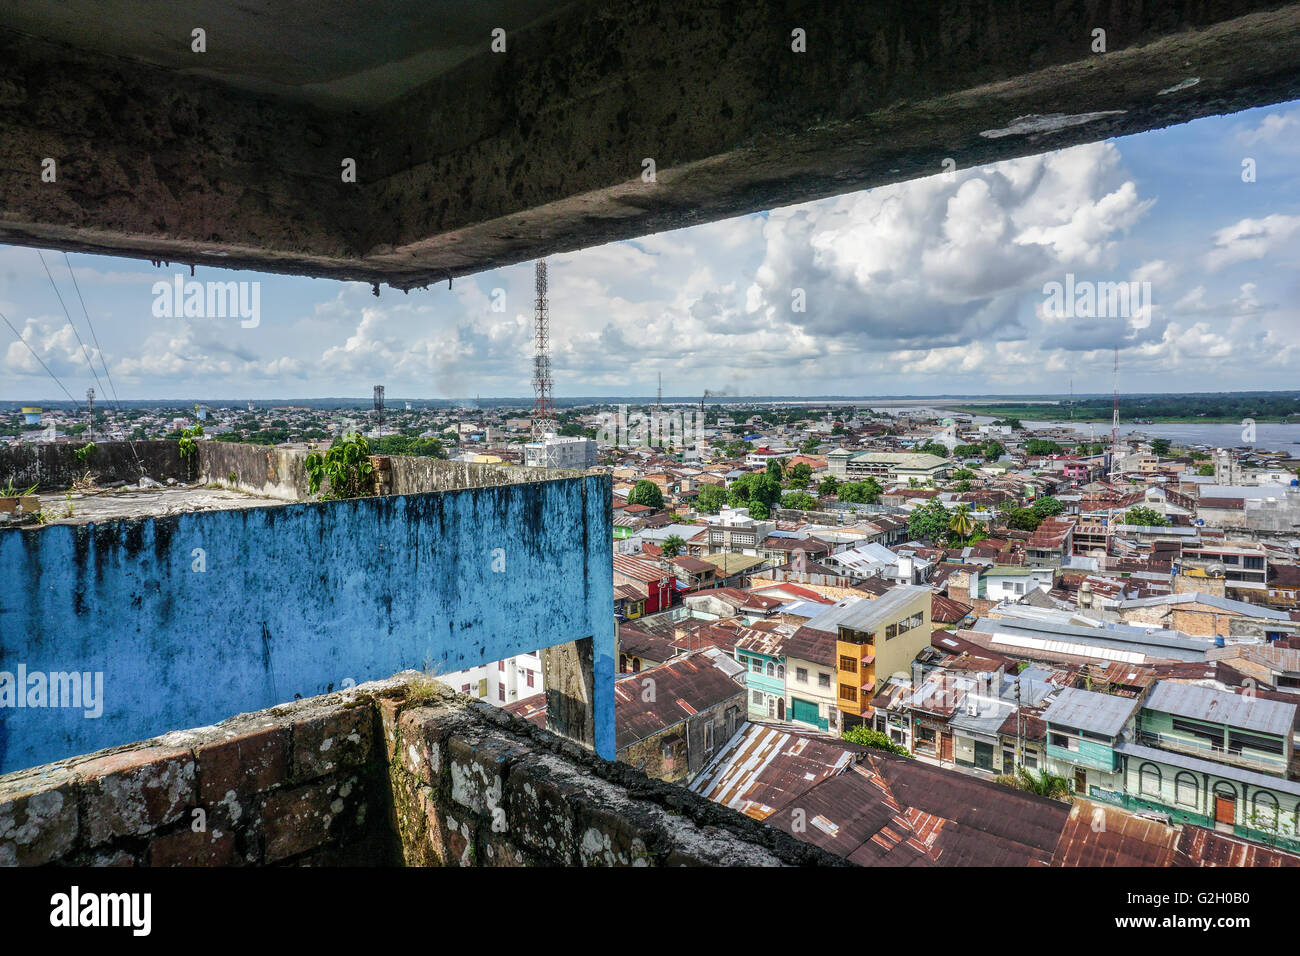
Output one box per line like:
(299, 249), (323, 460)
(614, 652), (745, 749)
(689, 723), (853, 818)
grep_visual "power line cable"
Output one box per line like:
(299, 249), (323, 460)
(37, 250), (107, 404)
(63, 252), (122, 411)
(0, 308), (83, 409)
(59, 252), (147, 477)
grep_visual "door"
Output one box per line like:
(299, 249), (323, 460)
(1074, 769), (1087, 795)
(777, 698), (786, 720)
(1215, 795), (1236, 826)
(940, 733), (954, 763)
(791, 697), (820, 726)
(973, 741), (994, 772)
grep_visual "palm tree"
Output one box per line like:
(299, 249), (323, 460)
(947, 504), (975, 545)
(1015, 767), (1072, 801)
(661, 534), (686, 559)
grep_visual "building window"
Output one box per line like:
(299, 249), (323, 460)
(1139, 764), (1161, 797)
(796, 667), (808, 683)
(839, 684), (858, 703)
(1175, 772), (1199, 809)
(461, 683), (471, 694)
(498, 660), (506, 671)
(1229, 730), (1285, 758)
(750, 659), (762, 673)
(777, 664), (785, 680)
(752, 690), (764, 705)
(839, 655), (858, 672)
(766, 662), (775, 677)
(526, 671), (535, 689)
(1251, 792), (1280, 830)
(497, 683), (506, 702)
(818, 673), (831, 688)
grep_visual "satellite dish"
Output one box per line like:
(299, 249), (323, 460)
(1207, 563), (1226, 579)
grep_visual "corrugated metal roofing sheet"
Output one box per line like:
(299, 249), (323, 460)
(1040, 686), (1139, 736)
(1144, 681), (1297, 736)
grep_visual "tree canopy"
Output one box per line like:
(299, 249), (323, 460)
(907, 498), (950, 541)
(1125, 505), (1170, 527)
(628, 479), (665, 510)
(837, 477), (883, 504)
(695, 483), (728, 514)
(781, 491), (818, 511)
(728, 472), (782, 518)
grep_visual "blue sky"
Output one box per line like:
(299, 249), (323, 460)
(2, 100), (1298, 402)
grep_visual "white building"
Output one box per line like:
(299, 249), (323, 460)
(440, 651), (544, 706)
(524, 435), (597, 469)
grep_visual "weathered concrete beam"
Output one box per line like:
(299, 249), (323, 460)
(1, 1), (1298, 288)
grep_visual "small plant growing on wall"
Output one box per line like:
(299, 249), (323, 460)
(177, 425), (204, 481)
(72, 442), (96, 465)
(1247, 806), (1283, 838)
(304, 432), (376, 500)
(2, 480), (38, 499)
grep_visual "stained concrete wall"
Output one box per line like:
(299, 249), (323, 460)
(0, 473), (614, 773)
(4, 3), (1299, 288)
(194, 440), (586, 501)
(196, 442), (311, 500)
(0, 440), (182, 491)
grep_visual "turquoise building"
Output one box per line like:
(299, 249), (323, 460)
(735, 629), (789, 721)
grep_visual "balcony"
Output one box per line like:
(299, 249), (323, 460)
(1136, 731), (1287, 776)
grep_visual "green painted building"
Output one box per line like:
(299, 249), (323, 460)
(1042, 687), (1139, 796)
(1103, 683), (1300, 849)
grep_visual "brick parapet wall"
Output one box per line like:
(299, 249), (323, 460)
(0, 680), (403, 867)
(1, 674), (845, 867)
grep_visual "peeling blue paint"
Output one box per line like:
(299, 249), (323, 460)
(0, 475), (615, 772)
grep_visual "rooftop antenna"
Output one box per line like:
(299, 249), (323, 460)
(85, 386), (95, 439)
(373, 384), (385, 429)
(531, 259), (554, 438)
(656, 372), (663, 448)
(1110, 347), (1120, 482)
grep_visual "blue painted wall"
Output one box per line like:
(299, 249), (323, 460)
(0, 475), (614, 772)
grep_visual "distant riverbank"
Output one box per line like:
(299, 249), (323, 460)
(943, 406), (1296, 425)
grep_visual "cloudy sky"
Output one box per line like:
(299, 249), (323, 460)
(2, 100), (1298, 402)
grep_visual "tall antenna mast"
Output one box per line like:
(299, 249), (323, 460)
(86, 386), (95, 439)
(656, 372), (663, 447)
(532, 259), (554, 438)
(373, 385), (385, 429)
(1110, 347), (1120, 482)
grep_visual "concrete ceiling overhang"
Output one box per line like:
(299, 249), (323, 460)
(1, 0), (1299, 290)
